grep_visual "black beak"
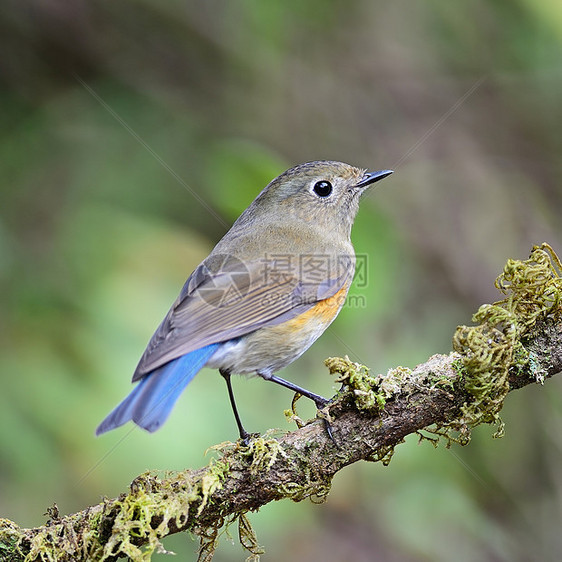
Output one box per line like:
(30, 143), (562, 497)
(355, 169), (393, 189)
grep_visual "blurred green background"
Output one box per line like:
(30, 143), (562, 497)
(1, 1), (562, 560)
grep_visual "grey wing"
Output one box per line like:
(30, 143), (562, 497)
(132, 255), (353, 381)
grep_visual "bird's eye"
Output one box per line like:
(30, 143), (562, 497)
(313, 180), (333, 197)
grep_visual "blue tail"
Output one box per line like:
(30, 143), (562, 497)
(96, 343), (220, 435)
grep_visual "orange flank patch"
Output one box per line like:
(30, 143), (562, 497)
(284, 283), (350, 331)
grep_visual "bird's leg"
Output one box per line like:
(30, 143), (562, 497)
(261, 373), (329, 408)
(220, 369), (250, 444)
(258, 372), (336, 444)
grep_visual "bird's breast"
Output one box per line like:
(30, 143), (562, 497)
(206, 282), (351, 376)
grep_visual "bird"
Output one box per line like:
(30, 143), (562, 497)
(96, 161), (393, 440)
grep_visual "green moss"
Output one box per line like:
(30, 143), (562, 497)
(276, 480), (332, 503)
(198, 459), (230, 515)
(197, 432), (335, 561)
(238, 435), (287, 476)
(450, 356), (467, 379)
(0, 454), (233, 561)
(325, 356), (382, 410)
(238, 513), (265, 561)
(0, 519), (24, 560)
(96, 443), (270, 562)
(325, 356), (417, 412)
(198, 512), (265, 562)
(366, 443), (401, 466)
(428, 369), (456, 391)
(99, 470), (202, 560)
(449, 243), (562, 441)
(378, 366), (415, 398)
(324, 358), (428, 466)
(326, 244), (562, 457)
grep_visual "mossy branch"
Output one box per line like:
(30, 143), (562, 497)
(1, 244), (561, 562)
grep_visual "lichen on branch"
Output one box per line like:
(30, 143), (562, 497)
(451, 243), (562, 439)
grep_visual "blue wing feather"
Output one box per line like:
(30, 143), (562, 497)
(96, 343), (220, 434)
